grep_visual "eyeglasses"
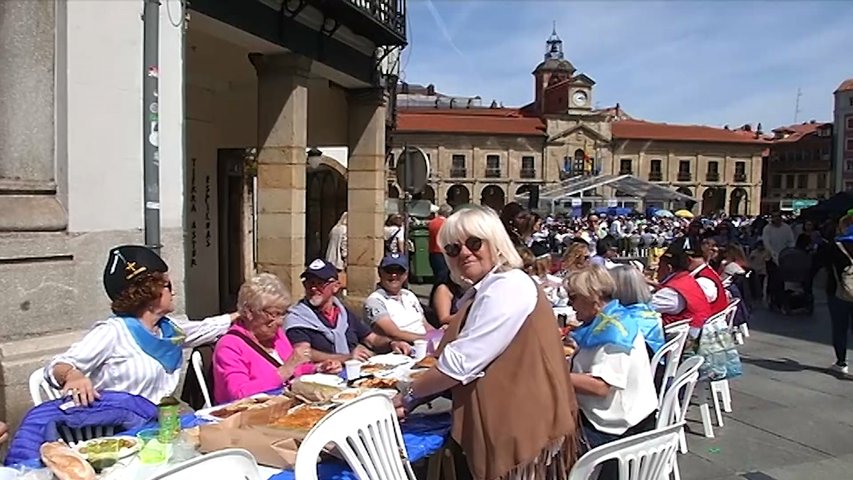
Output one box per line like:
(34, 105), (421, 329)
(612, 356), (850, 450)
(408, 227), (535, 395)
(164, 281), (173, 292)
(444, 237), (483, 258)
(381, 267), (406, 276)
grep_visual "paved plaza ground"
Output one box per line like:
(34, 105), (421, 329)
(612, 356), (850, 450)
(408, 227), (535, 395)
(409, 281), (852, 480)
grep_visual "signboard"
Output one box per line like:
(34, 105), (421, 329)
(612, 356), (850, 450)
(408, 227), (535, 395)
(791, 199), (818, 215)
(606, 199), (618, 208)
(570, 198), (582, 207)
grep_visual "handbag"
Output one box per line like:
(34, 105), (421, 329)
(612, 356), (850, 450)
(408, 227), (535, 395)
(224, 330), (283, 368)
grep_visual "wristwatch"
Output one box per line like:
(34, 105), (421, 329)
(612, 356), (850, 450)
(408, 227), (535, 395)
(401, 385), (418, 413)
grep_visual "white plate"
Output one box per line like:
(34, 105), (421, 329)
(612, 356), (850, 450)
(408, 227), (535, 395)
(331, 388), (396, 403)
(364, 353), (413, 367)
(72, 436), (140, 460)
(297, 373), (346, 387)
(195, 393), (274, 421)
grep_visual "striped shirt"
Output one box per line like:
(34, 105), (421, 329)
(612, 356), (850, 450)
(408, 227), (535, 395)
(45, 314), (231, 403)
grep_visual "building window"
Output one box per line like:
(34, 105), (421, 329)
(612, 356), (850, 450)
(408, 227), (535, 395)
(677, 160), (691, 181)
(848, 116), (853, 130)
(847, 138), (853, 152)
(520, 156), (536, 179)
(785, 175), (795, 189)
(649, 159), (662, 181)
(706, 161), (719, 182)
(619, 158), (633, 175)
(734, 161), (747, 182)
(846, 159), (853, 172)
(817, 173), (827, 189)
(797, 174), (808, 189)
(450, 154), (467, 177)
(771, 174), (782, 188)
(485, 155), (501, 178)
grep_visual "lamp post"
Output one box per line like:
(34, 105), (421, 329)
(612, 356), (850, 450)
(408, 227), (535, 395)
(142, 0), (160, 253)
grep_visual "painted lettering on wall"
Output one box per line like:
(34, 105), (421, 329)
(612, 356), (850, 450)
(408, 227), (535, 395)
(205, 175), (212, 247)
(189, 158), (198, 267)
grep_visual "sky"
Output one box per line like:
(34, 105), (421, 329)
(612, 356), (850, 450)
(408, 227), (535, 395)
(400, 0), (853, 130)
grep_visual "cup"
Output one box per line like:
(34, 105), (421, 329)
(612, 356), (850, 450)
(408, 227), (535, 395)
(136, 428), (172, 465)
(412, 340), (428, 361)
(344, 360), (361, 380)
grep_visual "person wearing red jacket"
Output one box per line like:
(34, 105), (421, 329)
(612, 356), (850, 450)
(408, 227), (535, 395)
(651, 237), (712, 338)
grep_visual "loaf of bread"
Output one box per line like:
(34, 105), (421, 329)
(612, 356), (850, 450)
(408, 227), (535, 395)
(40, 441), (96, 480)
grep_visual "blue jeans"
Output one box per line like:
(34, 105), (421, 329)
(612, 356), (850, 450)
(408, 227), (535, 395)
(827, 295), (853, 366)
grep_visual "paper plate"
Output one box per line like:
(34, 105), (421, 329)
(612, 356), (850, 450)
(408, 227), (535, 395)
(72, 436), (140, 460)
(364, 353), (413, 367)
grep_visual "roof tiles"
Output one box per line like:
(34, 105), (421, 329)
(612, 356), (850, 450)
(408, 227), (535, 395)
(611, 120), (769, 144)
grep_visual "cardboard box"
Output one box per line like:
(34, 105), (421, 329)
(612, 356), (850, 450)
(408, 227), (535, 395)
(198, 396), (308, 469)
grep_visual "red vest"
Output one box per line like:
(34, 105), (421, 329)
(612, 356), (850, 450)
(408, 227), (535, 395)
(694, 265), (728, 315)
(660, 271), (711, 328)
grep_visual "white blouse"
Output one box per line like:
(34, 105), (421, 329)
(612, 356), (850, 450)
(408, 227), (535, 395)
(571, 333), (658, 435)
(437, 269), (537, 385)
(46, 314), (232, 403)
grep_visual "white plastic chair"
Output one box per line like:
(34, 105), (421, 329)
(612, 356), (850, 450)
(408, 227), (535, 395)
(664, 323), (691, 366)
(295, 392), (417, 480)
(568, 423), (684, 480)
(657, 356), (703, 479)
(190, 351), (213, 409)
(724, 298), (744, 345)
(29, 368), (63, 406)
(148, 448), (261, 479)
(650, 330), (687, 408)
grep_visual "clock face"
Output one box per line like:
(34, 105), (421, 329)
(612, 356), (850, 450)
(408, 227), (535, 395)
(573, 91), (588, 106)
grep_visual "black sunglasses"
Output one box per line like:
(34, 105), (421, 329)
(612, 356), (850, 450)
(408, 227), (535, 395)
(381, 266), (406, 275)
(444, 237), (483, 258)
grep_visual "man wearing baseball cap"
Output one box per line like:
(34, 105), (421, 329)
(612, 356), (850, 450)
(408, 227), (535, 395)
(284, 259), (411, 362)
(364, 253), (434, 343)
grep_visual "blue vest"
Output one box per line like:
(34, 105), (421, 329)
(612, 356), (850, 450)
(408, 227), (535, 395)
(5, 391), (157, 467)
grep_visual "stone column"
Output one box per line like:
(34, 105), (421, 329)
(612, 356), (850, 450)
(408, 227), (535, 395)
(250, 53), (311, 297)
(346, 89), (387, 302)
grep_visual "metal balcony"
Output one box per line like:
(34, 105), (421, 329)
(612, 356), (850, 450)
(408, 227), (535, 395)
(449, 168), (467, 178)
(648, 172), (663, 182)
(485, 168), (501, 178)
(734, 173), (747, 182)
(317, 0), (407, 46)
(706, 172), (720, 182)
(520, 168), (536, 179)
(677, 172), (692, 182)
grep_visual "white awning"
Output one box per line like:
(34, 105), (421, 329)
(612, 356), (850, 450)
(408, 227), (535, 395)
(515, 174), (695, 203)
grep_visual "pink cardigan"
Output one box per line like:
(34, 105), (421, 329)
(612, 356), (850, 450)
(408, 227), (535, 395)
(212, 323), (315, 404)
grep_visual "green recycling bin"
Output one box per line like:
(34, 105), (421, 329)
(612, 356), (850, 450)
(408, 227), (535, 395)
(409, 226), (433, 283)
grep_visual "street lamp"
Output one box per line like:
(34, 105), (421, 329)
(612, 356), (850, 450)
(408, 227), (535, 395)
(307, 147), (323, 170)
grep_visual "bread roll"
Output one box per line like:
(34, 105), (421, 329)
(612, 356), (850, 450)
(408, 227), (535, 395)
(40, 441), (96, 480)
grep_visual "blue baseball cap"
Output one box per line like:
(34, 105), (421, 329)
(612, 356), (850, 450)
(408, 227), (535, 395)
(379, 253), (409, 271)
(300, 258), (339, 282)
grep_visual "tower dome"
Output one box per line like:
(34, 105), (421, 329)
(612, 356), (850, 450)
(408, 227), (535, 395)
(533, 25), (575, 74)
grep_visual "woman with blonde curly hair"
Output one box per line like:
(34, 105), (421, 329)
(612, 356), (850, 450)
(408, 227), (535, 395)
(213, 273), (341, 403)
(396, 205), (579, 480)
(561, 242), (591, 276)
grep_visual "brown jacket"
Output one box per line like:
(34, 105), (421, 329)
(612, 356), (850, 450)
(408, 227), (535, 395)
(439, 279), (579, 480)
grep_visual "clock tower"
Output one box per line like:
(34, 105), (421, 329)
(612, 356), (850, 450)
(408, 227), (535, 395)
(533, 26), (595, 115)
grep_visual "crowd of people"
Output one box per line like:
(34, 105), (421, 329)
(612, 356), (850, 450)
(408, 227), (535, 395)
(1, 198), (848, 480)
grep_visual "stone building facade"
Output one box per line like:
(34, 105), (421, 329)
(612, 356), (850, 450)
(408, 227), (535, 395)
(834, 79), (853, 193)
(392, 29), (767, 216)
(761, 122), (834, 214)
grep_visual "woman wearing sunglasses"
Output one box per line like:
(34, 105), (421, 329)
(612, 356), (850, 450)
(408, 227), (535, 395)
(45, 245), (238, 407)
(396, 205), (579, 480)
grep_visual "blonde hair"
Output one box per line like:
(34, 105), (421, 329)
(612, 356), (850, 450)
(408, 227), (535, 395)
(518, 246), (536, 275)
(439, 205), (523, 274)
(564, 265), (616, 303)
(237, 273), (291, 318)
(562, 242), (590, 272)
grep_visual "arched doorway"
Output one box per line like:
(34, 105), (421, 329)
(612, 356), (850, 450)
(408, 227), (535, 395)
(412, 185), (436, 204)
(446, 184), (470, 207)
(675, 186), (696, 211)
(573, 149), (586, 174)
(480, 185), (506, 212)
(729, 188), (748, 216)
(701, 187), (725, 216)
(387, 183), (400, 199)
(306, 166), (347, 264)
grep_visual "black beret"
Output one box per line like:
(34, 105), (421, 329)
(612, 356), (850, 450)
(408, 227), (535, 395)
(103, 245), (168, 300)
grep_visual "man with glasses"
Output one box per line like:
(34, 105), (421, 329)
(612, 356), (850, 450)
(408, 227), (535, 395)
(364, 254), (435, 343)
(285, 259), (411, 362)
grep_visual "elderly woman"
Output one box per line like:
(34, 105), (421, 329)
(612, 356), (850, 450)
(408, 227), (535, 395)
(213, 274), (341, 404)
(396, 205), (578, 480)
(609, 265), (665, 354)
(45, 246), (236, 406)
(565, 266), (658, 478)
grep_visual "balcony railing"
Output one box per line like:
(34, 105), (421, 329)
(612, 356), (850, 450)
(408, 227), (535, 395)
(734, 173), (747, 182)
(485, 168), (501, 178)
(449, 168), (467, 178)
(619, 169), (633, 175)
(706, 172), (720, 182)
(648, 171), (662, 182)
(520, 168), (536, 179)
(322, 0), (407, 46)
(677, 172), (692, 182)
